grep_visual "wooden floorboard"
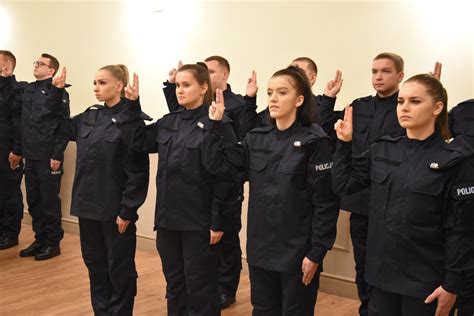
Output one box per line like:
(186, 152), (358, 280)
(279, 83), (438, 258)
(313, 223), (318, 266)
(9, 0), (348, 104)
(0, 225), (359, 315)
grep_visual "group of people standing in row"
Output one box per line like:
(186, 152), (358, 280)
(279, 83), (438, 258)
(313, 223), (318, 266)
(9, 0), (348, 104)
(0, 49), (473, 316)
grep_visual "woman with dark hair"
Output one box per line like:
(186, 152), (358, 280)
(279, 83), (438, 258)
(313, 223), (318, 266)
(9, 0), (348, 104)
(42, 65), (150, 315)
(332, 74), (473, 316)
(118, 63), (236, 316)
(204, 65), (340, 315)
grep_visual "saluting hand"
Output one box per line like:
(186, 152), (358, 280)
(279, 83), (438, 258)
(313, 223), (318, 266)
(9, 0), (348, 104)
(116, 216), (131, 234)
(0, 60), (14, 77)
(302, 257), (318, 286)
(334, 105), (353, 142)
(324, 70), (343, 98)
(52, 67), (67, 88)
(125, 73), (139, 101)
(424, 286), (456, 316)
(210, 229), (224, 244)
(246, 70), (258, 97)
(8, 152), (22, 170)
(168, 60), (183, 84)
(209, 88), (225, 121)
(50, 159), (61, 172)
(430, 62), (442, 80)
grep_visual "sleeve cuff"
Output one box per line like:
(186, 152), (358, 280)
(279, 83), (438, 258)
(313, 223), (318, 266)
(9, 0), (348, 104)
(126, 97), (142, 113)
(306, 246), (328, 265)
(336, 140), (352, 154)
(51, 152), (64, 161)
(119, 207), (138, 221)
(442, 271), (464, 294)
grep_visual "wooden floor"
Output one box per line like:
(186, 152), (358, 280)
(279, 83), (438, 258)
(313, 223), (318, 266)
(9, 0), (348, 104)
(0, 224), (359, 315)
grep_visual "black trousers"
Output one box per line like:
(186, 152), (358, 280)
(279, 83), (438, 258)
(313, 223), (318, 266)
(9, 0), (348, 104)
(79, 218), (137, 316)
(350, 212), (370, 316)
(0, 145), (23, 239)
(368, 286), (436, 316)
(217, 214), (242, 296)
(24, 159), (63, 246)
(249, 265), (320, 316)
(156, 228), (220, 316)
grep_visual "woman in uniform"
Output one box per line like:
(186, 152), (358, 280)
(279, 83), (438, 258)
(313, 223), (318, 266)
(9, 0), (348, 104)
(204, 65), (340, 315)
(332, 74), (473, 316)
(42, 65), (150, 316)
(118, 63), (236, 316)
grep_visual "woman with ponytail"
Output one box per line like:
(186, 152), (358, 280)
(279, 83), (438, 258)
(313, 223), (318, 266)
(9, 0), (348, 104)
(43, 65), (150, 316)
(332, 74), (473, 316)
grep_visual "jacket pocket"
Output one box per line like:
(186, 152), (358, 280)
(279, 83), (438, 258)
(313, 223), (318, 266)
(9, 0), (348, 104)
(406, 179), (444, 226)
(101, 129), (124, 161)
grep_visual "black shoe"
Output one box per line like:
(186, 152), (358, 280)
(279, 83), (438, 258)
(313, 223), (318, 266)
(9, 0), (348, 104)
(19, 240), (44, 257)
(219, 294), (236, 309)
(0, 237), (19, 250)
(34, 245), (61, 261)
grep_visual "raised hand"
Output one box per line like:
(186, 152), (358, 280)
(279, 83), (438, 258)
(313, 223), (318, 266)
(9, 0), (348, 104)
(301, 257), (319, 286)
(168, 60), (183, 83)
(430, 62), (442, 80)
(8, 152), (22, 170)
(209, 88), (225, 121)
(0, 59), (14, 77)
(246, 70), (258, 97)
(52, 67), (67, 88)
(324, 70), (343, 97)
(334, 105), (353, 142)
(125, 73), (139, 100)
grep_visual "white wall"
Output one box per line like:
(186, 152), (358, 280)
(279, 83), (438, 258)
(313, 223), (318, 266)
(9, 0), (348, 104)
(2, 0), (473, 249)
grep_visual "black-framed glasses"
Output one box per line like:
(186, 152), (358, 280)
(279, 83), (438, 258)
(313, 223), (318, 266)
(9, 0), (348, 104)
(33, 61), (52, 68)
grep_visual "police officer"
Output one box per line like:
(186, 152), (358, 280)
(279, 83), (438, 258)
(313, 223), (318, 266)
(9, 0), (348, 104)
(0, 50), (25, 250)
(333, 74), (472, 315)
(164, 56), (245, 309)
(448, 99), (474, 316)
(205, 66), (340, 315)
(18, 53), (70, 260)
(119, 63), (236, 316)
(42, 65), (149, 315)
(328, 52), (405, 315)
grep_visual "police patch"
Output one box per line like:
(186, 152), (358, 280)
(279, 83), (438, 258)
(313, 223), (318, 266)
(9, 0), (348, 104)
(452, 184), (474, 200)
(314, 162), (333, 173)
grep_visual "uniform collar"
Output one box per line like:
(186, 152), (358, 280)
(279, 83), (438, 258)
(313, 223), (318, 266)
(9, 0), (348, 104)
(275, 120), (300, 140)
(181, 104), (207, 120)
(405, 131), (441, 148)
(103, 99), (126, 115)
(375, 90), (398, 103)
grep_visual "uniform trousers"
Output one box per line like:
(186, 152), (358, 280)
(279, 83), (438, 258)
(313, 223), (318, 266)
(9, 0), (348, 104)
(156, 228), (220, 316)
(79, 218), (137, 316)
(249, 264), (320, 316)
(24, 159), (63, 246)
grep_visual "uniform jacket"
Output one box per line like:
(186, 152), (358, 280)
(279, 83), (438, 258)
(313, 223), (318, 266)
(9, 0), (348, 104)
(43, 86), (149, 222)
(332, 132), (473, 298)
(118, 98), (237, 232)
(203, 120), (339, 273)
(339, 92), (405, 215)
(0, 75), (26, 152)
(19, 78), (70, 161)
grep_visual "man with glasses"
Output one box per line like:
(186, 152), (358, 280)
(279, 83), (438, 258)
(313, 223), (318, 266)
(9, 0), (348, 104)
(18, 53), (70, 260)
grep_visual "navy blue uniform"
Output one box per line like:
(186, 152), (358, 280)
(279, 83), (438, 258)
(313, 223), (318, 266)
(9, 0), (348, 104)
(202, 117), (339, 315)
(43, 86), (150, 316)
(163, 81), (245, 300)
(19, 78), (70, 247)
(118, 98), (237, 316)
(448, 99), (474, 316)
(0, 76), (25, 245)
(332, 132), (473, 315)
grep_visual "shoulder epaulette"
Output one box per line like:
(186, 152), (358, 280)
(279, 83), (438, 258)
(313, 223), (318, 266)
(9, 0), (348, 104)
(378, 135), (405, 143)
(86, 104), (104, 111)
(249, 125), (274, 133)
(162, 108), (185, 118)
(352, 95), (372, 104)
